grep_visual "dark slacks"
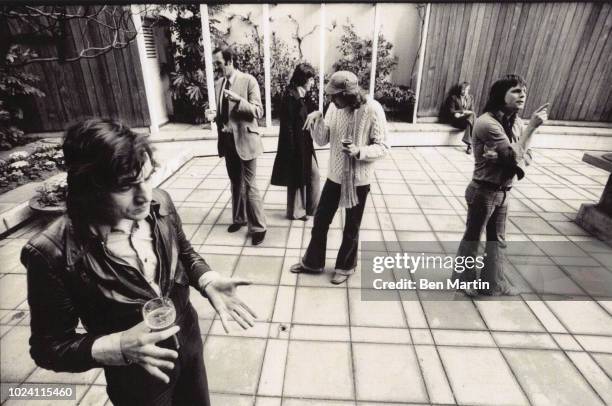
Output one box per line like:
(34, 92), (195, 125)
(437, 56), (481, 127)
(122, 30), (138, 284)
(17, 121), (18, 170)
(452, 181), (510, 293)
(302, 179), (370, 272)
(287, 157), (321, 219)
(105, 306), (210, 406)
(222, 133), (266, 233)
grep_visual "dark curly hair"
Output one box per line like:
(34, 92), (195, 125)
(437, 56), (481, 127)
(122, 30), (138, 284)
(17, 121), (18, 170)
(63, 118), (156, 227)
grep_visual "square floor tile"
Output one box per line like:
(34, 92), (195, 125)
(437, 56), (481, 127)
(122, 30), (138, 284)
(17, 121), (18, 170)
(204, 336), (266, 394)
(439, 346), (528, 406)
(234, 284), (278, 322)
(0, 274), (27, 310)
(176, 206), (208, 224)
(348, 289), (406, 328)
(353, 342), (427, 403)
(204, 225), (247, 246)
(293, 287), (348, 326)
(421, 300), (486, 330)
(504, 349), (603, 406)
(546, 301), (612, 335)
(284, 341), (353, 399)
(185, 189), (223, 203)
(390, 214), (430, 231)
(233, 256), (283, 285)
(0, 326), (37, 381)
(475, 301), (545, 332)
(200, 253), (238, 277)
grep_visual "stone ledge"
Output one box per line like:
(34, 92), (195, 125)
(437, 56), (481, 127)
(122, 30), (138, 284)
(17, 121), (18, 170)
(3, 124), (612, 237)
(575, 204), (612, 246)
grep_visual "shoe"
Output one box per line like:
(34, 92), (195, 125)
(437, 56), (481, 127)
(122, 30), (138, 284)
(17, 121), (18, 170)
(251, 230), (266, 246)
(298, 216), (308, 221)
(466, 145), (472, 154)
(290, 262), (323, 274)
(331, 271), (350, 285)
(227, 223), (245, 233)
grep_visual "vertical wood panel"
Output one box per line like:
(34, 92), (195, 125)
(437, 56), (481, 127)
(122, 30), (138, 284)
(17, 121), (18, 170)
(418, 2), (612, 122)
(6, 6), (150, 131)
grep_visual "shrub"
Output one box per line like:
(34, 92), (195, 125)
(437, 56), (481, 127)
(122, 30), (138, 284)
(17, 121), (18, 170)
(0, 143), (64, 195)
(0, 45), (46, 149)
(166, 5), (225, 124)
(333, 23), (415, 121)
(34, 177), (67, 208)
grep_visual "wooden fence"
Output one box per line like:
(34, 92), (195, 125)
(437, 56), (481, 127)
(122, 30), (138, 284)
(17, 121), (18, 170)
(7, 6), (150, 132)
(418, 2), (612, 122)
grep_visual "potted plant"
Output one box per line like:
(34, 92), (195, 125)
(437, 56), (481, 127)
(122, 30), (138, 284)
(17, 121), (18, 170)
(29, 175), (67, 214)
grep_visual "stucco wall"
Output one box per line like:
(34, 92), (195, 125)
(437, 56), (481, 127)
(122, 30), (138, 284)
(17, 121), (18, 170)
(214, 3), (422, 87)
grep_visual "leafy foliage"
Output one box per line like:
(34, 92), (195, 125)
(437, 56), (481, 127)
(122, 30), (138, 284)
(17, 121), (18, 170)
(34, 176), (67, 208)
(165, 5), (225, 124)
(333, 23), (415, 121)
(0, 45), (46, 150)
(0, 143), (64, 194)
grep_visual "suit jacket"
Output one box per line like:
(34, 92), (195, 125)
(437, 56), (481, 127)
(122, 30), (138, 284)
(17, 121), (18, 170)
(215, 70), (264, 161)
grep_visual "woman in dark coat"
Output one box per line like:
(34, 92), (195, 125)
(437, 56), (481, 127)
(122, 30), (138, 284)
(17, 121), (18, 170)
(441, 81), (475, 154)
(271, 63), (320, 220)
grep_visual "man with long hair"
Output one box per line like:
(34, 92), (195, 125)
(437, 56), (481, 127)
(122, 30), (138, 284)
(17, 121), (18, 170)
(452, 74), (548, 296)
(291, 71), (390, 284)
(21, 119), (256, 405)
(271, 62), (321, 220)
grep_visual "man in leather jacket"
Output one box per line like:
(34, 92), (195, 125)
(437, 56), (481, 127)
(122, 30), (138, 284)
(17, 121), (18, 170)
(21, 119), (256, 405)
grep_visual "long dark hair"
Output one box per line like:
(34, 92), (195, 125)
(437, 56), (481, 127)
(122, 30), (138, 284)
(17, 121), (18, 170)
(289, 62), (316, 87)
(63, 119), (155, 228)
(484, 74), (527, 140)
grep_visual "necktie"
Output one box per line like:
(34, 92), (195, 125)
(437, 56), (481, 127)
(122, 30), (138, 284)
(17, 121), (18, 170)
(221, 79), (230, 125)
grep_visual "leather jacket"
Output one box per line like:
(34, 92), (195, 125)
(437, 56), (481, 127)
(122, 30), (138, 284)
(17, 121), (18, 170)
(20, 188), (212, 373)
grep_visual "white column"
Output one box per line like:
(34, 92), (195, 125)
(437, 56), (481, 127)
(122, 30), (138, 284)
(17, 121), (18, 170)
(413, 3), (431, 124)
(263, 4), (272, 128)
(319, 3), (326, 112)
(131, 5), (158, 134)
(200, 4), (217, 135)
(369, 3), (380, 98)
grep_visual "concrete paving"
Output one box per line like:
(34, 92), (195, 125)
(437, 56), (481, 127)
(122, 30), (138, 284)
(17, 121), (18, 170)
(1, 146), (611, 405)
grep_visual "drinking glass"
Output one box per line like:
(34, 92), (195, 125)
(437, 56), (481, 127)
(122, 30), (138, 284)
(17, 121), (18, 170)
(142, 297), (180, 349)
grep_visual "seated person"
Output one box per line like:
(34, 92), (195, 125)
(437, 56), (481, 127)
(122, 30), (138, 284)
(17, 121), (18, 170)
(441, 81), (475, 154)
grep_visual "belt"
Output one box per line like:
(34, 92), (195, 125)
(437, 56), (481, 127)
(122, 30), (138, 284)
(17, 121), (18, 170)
(473, 179), (512, 191)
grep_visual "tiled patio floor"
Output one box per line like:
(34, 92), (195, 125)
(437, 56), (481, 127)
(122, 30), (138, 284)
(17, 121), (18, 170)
(1, 146), (611, 405)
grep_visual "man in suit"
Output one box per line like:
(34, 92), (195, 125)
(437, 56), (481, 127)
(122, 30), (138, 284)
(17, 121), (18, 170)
(205, 47), (267, 245)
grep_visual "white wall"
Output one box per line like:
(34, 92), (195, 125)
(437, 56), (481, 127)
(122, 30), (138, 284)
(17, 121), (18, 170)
(214, 3), (421, 87)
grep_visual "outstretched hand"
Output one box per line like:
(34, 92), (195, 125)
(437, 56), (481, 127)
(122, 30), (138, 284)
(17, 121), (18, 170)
(204, 276), (257, 333)
(303, 110), (323, 132)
